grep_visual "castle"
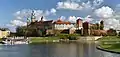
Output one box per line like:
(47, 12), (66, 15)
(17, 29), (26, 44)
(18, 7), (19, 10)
(26, 11), (106, 36)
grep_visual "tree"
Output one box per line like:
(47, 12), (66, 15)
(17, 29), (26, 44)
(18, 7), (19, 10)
(100, 25), (104, 30)
(100, 20), (104, 30)
(107, 28), (117, 36)
(16, 26), (27, 36)
(96, 23), (100, 30)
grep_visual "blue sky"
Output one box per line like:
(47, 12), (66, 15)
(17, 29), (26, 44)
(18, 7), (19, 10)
(1, 0), (120, 31)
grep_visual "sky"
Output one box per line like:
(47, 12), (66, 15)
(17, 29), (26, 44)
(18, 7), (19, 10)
(0, 0), (120, 32)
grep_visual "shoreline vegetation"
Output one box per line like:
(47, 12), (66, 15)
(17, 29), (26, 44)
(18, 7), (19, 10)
(98, 36), (120, 53)
(30, 34), (80, 44)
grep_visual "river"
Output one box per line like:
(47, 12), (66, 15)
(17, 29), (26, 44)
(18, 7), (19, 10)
(0, 41), (119, 57)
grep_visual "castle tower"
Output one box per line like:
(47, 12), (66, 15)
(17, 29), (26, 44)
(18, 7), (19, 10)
(82, 22), (90, 36)
(76, 19), (83, 30)
(31, 10), (36, 22)
(100, 20), (104, 30)
(27, 18), (31, 25)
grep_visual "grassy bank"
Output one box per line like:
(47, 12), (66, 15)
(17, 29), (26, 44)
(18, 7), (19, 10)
(30, 34), (80, 44)
(30, 37), (60, 44)
(0, 38), (2, 42)
(98, 36), (120, 52)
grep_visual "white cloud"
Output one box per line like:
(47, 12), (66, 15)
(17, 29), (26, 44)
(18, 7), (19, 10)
(50, 8), (56, 14)
(59, 16), (66, 20)
(45, 8), (57, 15)
(104, 19), (119, 30)
(13, 9), (56, 25)
(68, 16), (78, 23)
(94, 6), (113, 18)
(68, 15), (93, 23)
(57, 2), (82, 10)
(38, 16), (47, 21)
(57, 0), (104, 10)
(11, 20), (27, 26)
(67, 0), (81, 2)
(93, 0), (104, 6)
(94, 5), (120, 30)
(84, 15), (93, 22)
(8, 8), (57, 32)
(14, 9), (56, 20)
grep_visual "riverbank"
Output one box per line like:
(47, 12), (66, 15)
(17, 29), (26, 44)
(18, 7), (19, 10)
(98, 36), (120, 53)
(30, 34), (81, 44)
(30, 37), (60, 44)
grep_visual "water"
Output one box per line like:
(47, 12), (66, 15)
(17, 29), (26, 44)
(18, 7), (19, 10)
(0, 41), (119, 57)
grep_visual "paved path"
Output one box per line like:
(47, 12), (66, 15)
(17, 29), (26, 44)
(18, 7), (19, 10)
(77, 36), (103, 41)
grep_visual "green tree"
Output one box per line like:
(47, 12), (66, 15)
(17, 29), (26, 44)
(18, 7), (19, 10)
(16, 26), (27, 36)
(96, 23), (99, 30)
(100, 20), (104, 30)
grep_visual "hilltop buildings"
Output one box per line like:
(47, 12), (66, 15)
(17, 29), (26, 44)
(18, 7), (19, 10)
(26, 11), (106, 36)
(53, 19), (75, 30)
(0, 28), (10, 38)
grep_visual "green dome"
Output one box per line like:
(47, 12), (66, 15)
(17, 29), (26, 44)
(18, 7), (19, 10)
(31, 16), (36, 19)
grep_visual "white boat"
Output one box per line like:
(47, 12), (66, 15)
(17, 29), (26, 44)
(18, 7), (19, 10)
(1, 37), (29, 45)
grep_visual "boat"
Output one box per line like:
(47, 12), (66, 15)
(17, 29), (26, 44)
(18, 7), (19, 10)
(1, 37), (29, 45)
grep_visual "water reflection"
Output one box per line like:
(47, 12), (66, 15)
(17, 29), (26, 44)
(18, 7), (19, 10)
(0, 41), (119, 57)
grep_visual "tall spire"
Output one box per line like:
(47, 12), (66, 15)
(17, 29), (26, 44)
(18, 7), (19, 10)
(41, 16), (43, 21)
(31, 10), (36, 22)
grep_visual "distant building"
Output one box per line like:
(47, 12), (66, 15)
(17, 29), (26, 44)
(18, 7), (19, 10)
(26, 11), (54, 36)
(53, 19), (76, 30)
(26, 10), (106, 35)
(27, 11), (53, 30)
(0, 29), (10, 38)
(82, 22), (90, 36)
(76, 19), (83, 30)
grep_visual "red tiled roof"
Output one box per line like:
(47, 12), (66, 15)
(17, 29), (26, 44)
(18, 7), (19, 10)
(54, 19), (71, 24)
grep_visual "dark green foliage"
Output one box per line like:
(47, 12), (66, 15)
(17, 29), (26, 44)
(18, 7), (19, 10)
(16, 26), (27, 36)
(16, 26), (46, 37)
(118, 32), (120, 36)
(107, 29), (117, 36)
(58, 34), (79, 40)
(96, 23), (100, 30)
(100, 25), (104, 30)
(0, 28), (9, 31)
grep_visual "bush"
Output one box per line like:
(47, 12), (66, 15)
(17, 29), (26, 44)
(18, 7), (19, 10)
(58, 34), (78, 40)
(68, 36), (77, 40)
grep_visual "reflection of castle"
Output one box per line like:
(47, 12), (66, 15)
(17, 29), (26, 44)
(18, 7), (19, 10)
(27, 11), (105, 35)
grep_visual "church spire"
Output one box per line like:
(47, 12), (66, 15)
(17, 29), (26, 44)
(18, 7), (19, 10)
(31, 10), (36, 22)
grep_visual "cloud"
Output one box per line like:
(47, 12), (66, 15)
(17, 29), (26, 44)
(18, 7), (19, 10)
(13, 9), (56, 24)
(10, 20), (27, 26)
(104, 19), (119, 30)
(68, 15), (93, 23)
(93, 0), (104, 6)
(45, 8), (57, 16)
(94, 5), (120, 30)
(57, 2), (82, 10)
(59, 16), (66, 20)
(84, 15), (93, 22)
(67, 0), (81, 2)
(56, 0), (104, 10)
(68, 16), (78, 23)
(8, 8), (57, 32)
(50, 8), (56, 14)
(94, 6), (113, 18)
